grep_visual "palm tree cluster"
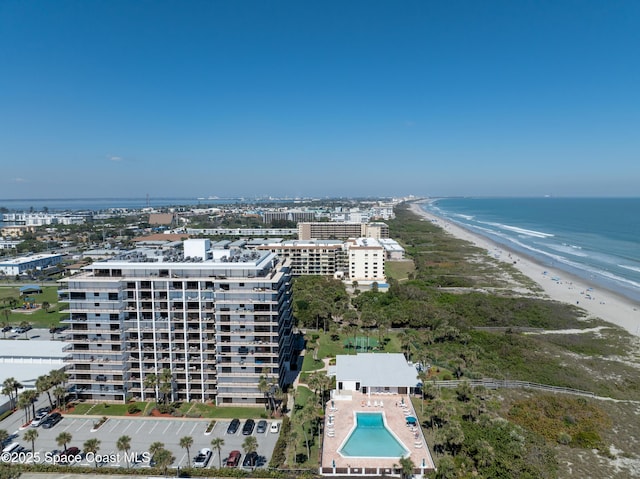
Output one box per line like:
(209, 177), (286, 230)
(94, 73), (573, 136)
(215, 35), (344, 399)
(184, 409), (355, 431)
(143, 368), (173, 405)
(7, 369), (69, 426)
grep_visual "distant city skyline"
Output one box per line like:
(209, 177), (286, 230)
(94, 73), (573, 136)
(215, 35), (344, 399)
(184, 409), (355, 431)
(1, 1), (639, 199)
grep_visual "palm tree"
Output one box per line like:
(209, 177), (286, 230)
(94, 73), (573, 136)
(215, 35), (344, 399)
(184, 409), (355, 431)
(53, 386), (66, 411)
(153, 448), (175, 474)
(159, 368), (173, 404)
(149, 441), (165, 463)
(83, 438), (101, 468)
(49, 369), (69, 388)
(41, 301), (50, 313)
(179, 436), (193, 463)
(19, 321), (30, 339)
(36, 374), (54, 410)
(56, 431), (72, 452)
(143, 373), (158, 403)
(3, 377), (22, 411)
(23, 428), (38, 453)
(17, 393), (30, 424)
(116, 435), (132, 467)
(0, 430), (8, 447)
(242, 436), (258, 467)
(399, 456), (415, 479)
(210, 437), (225, 469)
(21, 389), (38, 422)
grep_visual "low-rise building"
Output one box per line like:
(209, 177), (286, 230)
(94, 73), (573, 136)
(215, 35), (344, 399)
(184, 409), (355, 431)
(0, 253), (64, 276)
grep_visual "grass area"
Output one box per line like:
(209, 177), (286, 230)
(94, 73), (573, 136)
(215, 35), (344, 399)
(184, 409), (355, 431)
(68, 401), (265, 419)
(385, 260), (415, 281)
(69, 402), (147, 416)
(291, 386), (321, 466)
(0, 285), (67, 329)
(183, 403), (265, 419)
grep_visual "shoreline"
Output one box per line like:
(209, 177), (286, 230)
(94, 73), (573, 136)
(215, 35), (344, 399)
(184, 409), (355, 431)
(408, 201), (640, 338)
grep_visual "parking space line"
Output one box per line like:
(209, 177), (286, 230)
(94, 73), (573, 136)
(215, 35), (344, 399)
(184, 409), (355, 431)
(75, 419), (90, 432)
(189, 423), (198, 435)
(148, 422), (159, 434)
(122, 421), (133, 433)
(135, 422), (146, 434)
(108, 420), (120, 433)
(162, 423), (171, 435)
(175, 422), (185, 435)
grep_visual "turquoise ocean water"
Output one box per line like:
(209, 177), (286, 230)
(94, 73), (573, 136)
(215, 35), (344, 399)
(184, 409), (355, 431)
(424, 198), (640, 304)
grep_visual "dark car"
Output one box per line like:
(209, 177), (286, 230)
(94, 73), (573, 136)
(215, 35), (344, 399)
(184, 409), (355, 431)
(242, 419), (255, 435)
(1, 325), (12, 333)
(226, 450), (241, 467)
(226, 418), (240, 434)
(42, 412), (62, 429)
(62, 446), (81, 456)
(242, 451), (260, 469)
(256, 419), (268, 434)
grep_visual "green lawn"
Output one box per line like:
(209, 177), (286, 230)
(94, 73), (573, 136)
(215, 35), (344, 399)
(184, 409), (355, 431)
(291, 386), (321, 466)
(68, 401), (265, 419)
(0, 285), (67, 329)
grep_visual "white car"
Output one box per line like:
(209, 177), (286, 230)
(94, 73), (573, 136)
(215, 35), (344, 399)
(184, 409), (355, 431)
(31, 412), (49, 427)
(270, 422), (280, 434)
(193, 448), (212, 468)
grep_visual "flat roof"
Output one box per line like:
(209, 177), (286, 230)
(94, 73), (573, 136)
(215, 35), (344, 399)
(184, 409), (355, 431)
(336, 353), (418, 388)
(0, 340), (71, 360)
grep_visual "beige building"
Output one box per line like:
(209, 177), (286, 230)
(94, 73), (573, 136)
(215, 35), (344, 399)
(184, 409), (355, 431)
(298, 222), (389, 240)
(346, 238), (385, 283)
(254, 240), (347, 276)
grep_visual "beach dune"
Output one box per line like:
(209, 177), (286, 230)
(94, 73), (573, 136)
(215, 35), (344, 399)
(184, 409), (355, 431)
(409, 201), (640, 338)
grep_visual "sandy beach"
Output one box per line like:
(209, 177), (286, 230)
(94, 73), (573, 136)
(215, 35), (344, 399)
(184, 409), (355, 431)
(409, 201), (640, 338)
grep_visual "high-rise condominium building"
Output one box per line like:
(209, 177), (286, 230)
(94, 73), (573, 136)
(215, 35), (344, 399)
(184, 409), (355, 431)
(60, 239), (294, 406)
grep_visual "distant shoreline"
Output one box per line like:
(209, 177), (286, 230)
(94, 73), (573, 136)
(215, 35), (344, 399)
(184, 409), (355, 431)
(409, 200), (640, 337)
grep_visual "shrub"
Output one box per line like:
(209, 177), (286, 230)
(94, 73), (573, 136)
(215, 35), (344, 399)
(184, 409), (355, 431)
(127, 404), (140, 414)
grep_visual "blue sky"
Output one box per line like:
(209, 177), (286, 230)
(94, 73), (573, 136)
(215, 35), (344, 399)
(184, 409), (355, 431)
(1, 0), (639, 199)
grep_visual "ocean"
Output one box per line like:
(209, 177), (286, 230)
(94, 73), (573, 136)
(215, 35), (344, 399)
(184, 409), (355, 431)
(424, 197), (640, 304)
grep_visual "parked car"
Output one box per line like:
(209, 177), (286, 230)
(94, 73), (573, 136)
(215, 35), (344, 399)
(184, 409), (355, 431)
(242, 451), (259, 469)
(192, 448), (212, 468)
(270, 421), (280, 434)
(41, 412), (62, 429)
(58, 447), (81, 460)
(1, 325), (12, 333)
(226, 450), (241, 467)
(256, 419), (268, 434)
(31, 411), (50, 427)
(226, 418), (240, 434)
(242, 419), (255, 435)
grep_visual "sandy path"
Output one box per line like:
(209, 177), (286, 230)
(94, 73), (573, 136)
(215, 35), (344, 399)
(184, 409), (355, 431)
(408, 201), (640, 337)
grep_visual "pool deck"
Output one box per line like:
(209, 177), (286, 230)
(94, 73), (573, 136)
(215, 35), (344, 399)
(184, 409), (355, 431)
(321, 391), (435, 474)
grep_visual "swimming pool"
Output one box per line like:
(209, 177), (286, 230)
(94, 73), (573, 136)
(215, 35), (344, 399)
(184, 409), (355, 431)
(338, 412), (409, 458)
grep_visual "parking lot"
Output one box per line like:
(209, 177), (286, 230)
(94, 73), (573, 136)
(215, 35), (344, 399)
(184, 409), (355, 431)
(2, 410), (281, 470)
